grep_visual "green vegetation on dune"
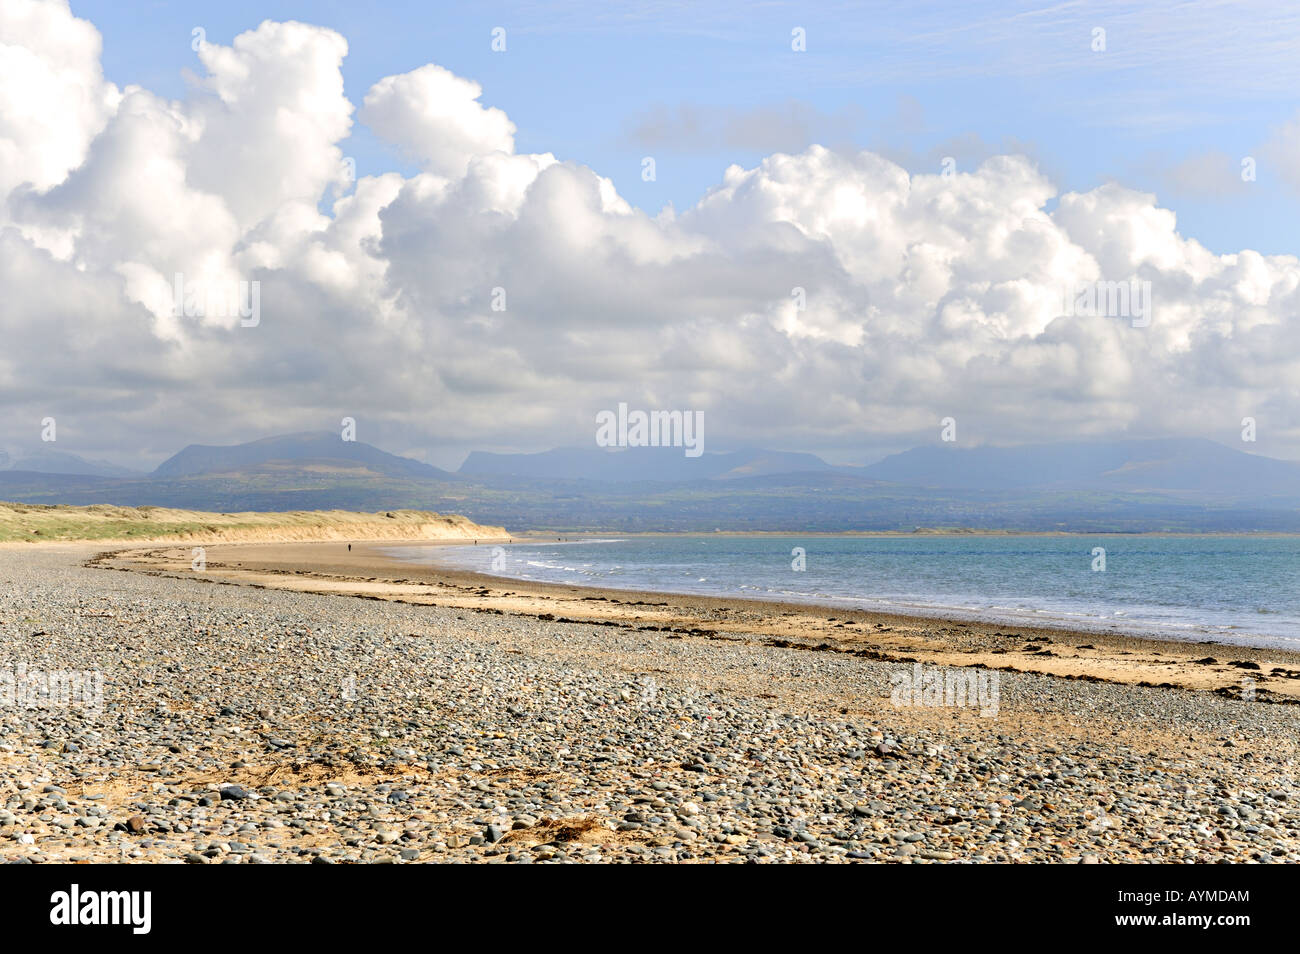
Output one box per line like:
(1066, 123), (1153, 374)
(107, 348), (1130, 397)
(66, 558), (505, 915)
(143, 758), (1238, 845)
(0, 502), (504, 543)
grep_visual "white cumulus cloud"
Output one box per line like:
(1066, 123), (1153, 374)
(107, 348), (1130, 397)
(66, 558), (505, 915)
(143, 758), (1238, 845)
(0, 4), (1297, 469)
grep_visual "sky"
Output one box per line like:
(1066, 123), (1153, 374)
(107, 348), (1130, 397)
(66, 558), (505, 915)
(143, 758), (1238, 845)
(1, 0), (1298, 469)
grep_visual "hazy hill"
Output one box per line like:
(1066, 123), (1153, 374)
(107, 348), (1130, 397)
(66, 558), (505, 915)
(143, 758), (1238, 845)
(860, 438), (1300, 497)
(0, 448), (140, 477)
(153, 432), (450, 480)
(459, 446), (832, 482)
(1, 433), (1297, 532)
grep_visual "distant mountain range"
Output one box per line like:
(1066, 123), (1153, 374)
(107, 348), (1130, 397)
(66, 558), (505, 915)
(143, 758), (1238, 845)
(0, 447), (141, 478)
(0, 431), (1297, 532)
(857, 438), (1300, 497)
(153, 432), (450, 479)
(463, 437), (1300, 498)
(461, 446), (831, 482)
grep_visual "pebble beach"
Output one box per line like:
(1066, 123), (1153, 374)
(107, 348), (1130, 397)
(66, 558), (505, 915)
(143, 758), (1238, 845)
(3, 542), (1299, 864)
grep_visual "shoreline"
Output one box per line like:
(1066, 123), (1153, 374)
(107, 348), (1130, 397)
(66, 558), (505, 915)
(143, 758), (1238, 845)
(6, 540), (1300, 863)
(378, 539), (1296, 650)
(94, 538), (1300, 704)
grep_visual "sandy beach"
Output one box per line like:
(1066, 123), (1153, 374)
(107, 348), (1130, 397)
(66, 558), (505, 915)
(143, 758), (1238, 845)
(0, 534), (1296, 864)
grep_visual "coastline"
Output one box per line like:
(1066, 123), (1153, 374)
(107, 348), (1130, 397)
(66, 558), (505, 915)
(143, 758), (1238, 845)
(4, 538), (1298, 864)
(388, 536), (1300, 650)
(94, 538), (1300, 704)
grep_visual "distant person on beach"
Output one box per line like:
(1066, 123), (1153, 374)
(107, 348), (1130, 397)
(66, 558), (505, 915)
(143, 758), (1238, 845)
(347, 544), (351, 552)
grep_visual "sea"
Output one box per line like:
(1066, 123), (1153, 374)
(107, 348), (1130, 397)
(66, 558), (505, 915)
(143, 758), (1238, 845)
(381, 534), (1300, 650)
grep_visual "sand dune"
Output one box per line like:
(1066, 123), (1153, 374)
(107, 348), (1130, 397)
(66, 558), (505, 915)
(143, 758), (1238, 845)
(0, 502), (508, 545)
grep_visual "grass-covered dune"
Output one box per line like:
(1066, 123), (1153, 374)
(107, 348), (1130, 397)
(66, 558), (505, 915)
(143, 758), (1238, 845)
(0, 502), (508, 544)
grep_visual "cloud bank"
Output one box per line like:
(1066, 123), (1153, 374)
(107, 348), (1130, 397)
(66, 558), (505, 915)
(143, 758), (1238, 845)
(1, 1), (1297, 467)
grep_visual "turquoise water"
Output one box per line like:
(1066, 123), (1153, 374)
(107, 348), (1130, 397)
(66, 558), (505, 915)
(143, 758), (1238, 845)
(385, 535), (1300, 649)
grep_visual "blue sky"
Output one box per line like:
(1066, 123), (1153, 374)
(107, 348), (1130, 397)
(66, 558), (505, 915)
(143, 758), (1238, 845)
(74, 0), (1300, 257)
(4, 0), (1295, 467)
